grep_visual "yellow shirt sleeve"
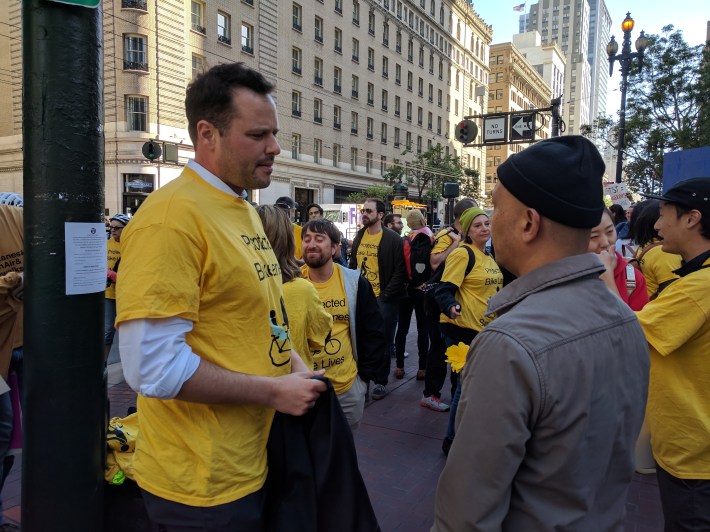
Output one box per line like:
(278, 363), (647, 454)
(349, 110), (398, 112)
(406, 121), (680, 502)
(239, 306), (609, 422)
(294, 223), (303, 260)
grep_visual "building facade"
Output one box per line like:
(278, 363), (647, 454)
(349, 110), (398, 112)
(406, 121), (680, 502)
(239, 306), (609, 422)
(587, 0), (611, 122)
(484, 41), (552, 198)
(0, 0), (494, 214)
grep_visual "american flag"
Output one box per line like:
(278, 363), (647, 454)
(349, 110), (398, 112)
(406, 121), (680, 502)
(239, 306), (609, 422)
(513, 3), (525, 11)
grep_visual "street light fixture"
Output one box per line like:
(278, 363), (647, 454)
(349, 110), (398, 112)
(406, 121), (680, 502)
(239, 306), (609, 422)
(607, 12), (648, 183)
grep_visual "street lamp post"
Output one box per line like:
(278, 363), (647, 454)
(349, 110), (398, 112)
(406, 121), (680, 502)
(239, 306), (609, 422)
(607, 12), (648, 183)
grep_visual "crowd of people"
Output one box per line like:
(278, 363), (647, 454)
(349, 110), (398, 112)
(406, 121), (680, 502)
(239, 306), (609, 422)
(1, 61), (708, 531)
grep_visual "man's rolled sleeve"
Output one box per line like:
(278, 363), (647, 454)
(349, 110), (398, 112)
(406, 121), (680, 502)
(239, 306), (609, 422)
(119, 317), (201, 399)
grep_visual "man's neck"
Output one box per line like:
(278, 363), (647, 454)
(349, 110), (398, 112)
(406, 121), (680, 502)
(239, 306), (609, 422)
(308, 260), (335, 283)
(679, 238), (710, 264)
(366, 222), (382, 235)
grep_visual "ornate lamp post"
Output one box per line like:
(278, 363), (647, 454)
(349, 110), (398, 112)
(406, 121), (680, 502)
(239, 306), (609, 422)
(607, 12), (648, 183)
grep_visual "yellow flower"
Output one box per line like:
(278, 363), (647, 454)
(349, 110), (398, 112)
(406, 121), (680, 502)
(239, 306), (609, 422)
(445, 342), (469, 373)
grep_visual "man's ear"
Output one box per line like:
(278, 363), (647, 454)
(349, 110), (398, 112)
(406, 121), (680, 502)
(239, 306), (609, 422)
(195, 120), (218, 148)
(520, 208), (541, 244)
(686, 209), (702, 229)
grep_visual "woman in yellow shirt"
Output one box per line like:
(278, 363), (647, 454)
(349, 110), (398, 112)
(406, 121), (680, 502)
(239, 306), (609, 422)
(256, 206), (332, 368)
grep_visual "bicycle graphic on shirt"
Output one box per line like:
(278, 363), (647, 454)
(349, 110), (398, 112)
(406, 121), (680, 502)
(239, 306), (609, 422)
(313, 331), (341, 357)
(360, 256), (377, 283)
(268, 308), (291, 367)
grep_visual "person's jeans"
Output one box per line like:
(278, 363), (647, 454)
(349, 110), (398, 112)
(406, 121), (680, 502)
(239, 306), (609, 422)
(0, 391), (14, 525)
(423, 315), (447, 399)
(445, 374), (461, 442)
(376, 298), (399, 382)
(656, 463), (710, 532)
(394, 287), (428, 370)
(105, 298), (117, 346)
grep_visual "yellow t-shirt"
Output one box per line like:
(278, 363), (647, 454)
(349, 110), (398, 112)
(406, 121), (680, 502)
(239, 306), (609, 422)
(356, 229), (383, 296)
(440, 244), (502, 331)
(293, 223), (303, 260)
(303, 264), (358, 395)
(636, 242), (681, 298)
(636, 257), (710, 479)
(282, 277), (332, 369)
(0, 204), (23, 377)
(105, 237), (121, 300)
(432, 228), (454, 255)
(116, 166), (291, 506)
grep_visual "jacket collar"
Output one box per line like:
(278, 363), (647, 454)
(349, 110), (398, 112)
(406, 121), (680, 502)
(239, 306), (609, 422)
(487, 253), (605, 317)
(674, 249), (710, 277)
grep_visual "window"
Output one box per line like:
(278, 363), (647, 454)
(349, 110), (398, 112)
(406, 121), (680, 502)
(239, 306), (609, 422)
(367, 83), (374, 105)
(395, 64), (401, 84)
(429, 53), (434, 74)
(241, 23), (254, 53)
(406, 101), (412, 121)
(351, 147), (358, 170)
(367, 117), (374, 139)
(438, 59), (443, 79)
(126, 95), (148, 131)
(351, 111), (359, 134)
(191, 53), (205, 79)
(291, 91), (302, 117)
(314, 98), (323, 123)
(418, 77), (423, 97)
(394, 127), (400, 147)
(314, 139), (322, 164)
(368, 11), (375, 35)
(292, 3), (303, 31)
(351, 74), (359, 98)
(352, 0), (360, 24)
(381, 89), (388, 111)
(190, 1), (205, 33)
(407, 71), (413, 91)
(396, 31), (402, 53)
(123, 34), (148, 71)
(366, 152), (373, 173)
(314, 57), (323, 85)
(333, 144), (341, 167)
(427, 111), (432, 130)
(394, 95), (401, 116)
(437, 116), (441, 134)
(407, 39), (413, 61)
(405, 131), (412, 149)
(333, 105), (341, 129)
(437, 89), (442, 107)
(333, 67), (342, 93)
(217, 11), (231, 44)
(334, 28), (342, 53)
(352, 38), (359, 62)
(382, 56), (389, 78)
(418, 46), (424, 67)
(383, 23), (389, 46)
(428, 83), (433, 102)
(335, 0), (342, 14)
(292, 47), (302, 74)
(380, 156), (387, 174)
(291, 134), (301, 159)
(315, 16), (324, 42)
(416, 135), (422, 153)
(417, 106), (422, 126)
(367, 47), (375, 70)
(380, 123), (387, 143)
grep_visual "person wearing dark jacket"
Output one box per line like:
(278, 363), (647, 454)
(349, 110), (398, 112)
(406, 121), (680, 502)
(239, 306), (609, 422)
(348, 198), (405, 400)
(303, 219), (388, 432)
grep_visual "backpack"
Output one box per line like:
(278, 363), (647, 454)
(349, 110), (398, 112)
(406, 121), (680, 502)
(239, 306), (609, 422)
(403, 232), (434, 286)
(422, 245), (475, 317)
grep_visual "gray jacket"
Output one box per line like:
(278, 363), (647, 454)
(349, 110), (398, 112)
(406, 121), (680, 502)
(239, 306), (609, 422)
(433, 253), (649, 532)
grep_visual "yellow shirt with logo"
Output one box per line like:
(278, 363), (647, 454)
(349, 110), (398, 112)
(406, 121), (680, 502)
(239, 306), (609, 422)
(636, 241), (681, 298)
(105, 237), (121, 300)
(432, 228), (454, 256)
(116, 166), (291, 506)
(356, 230), (383, 296)
(282, 277), (332, 369)
(636, 257), (710, 479)
(440, 244), (502, 331)
(302, 264), (358, 395)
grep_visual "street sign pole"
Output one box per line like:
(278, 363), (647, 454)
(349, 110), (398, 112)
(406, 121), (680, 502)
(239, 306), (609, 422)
(22, 1), (105, 530)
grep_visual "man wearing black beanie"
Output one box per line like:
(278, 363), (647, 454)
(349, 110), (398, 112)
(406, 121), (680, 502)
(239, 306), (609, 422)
(433, 136), (650, 531)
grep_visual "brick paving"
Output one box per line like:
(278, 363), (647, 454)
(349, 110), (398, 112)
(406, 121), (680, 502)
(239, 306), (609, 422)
(2, 327), (664, 530)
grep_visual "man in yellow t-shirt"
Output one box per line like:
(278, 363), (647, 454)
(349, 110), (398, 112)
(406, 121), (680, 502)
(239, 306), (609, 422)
(301, 219), (388, 433)
(348, 198), (405, 400)
(637, 177), (710, 530)
(116, 64), (326, 530)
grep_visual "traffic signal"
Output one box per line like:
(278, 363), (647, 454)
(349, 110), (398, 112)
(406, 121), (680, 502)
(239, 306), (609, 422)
(142, 140), (162, 162)
(455, 119), (478, 144)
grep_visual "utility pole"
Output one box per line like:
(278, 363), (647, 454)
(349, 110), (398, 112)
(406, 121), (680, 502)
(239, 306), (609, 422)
(551, 97), (562, 137)
(22, 1), (105, 530)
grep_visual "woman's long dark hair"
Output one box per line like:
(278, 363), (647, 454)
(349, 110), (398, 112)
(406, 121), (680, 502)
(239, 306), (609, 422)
(629, 199), (660, 248)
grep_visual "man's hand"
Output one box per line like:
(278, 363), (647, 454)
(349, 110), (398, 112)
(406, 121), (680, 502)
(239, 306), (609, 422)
(448, 303), (462, 319)
(598, 250), (621, 297)
(107, 269), (117, 283)
(271, 371), (327, 415)
(11, 272), (23, 301)
(448, 229), (462, 246)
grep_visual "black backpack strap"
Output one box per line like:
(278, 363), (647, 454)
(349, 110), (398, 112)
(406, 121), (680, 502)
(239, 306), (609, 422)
(463, 246), (476, 277)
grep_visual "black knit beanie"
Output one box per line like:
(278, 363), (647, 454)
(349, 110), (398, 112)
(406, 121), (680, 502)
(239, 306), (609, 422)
(496, 136), (605, 228)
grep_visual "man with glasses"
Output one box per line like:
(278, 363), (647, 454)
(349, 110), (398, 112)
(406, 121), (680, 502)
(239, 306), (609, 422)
(104, 213), (129, 360)
(349, 198), (405, 400)
(305, 203), (323, 221)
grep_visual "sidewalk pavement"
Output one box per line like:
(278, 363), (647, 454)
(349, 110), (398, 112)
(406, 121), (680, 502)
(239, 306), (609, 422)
(2, 326), (664, 530)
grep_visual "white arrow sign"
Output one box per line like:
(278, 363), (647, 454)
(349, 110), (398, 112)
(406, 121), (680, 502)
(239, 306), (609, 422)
(510, 114), (535, 140)
(512, 117), (531, 136)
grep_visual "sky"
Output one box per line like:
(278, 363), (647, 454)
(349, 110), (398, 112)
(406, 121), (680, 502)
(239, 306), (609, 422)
(472, 0), (709, 115)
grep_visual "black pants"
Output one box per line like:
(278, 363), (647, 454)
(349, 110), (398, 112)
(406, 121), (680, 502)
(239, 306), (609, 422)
(394, 287), (428, 370)
(141, 487), (266, 532)
(656, 464), (710, 532)
(423, 312), (447, 399)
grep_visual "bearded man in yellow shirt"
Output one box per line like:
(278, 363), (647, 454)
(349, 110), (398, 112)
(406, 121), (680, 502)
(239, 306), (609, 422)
(116, 63), (326, 531)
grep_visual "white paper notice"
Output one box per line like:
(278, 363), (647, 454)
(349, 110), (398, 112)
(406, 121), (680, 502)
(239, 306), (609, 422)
(65, 222), (107, 295)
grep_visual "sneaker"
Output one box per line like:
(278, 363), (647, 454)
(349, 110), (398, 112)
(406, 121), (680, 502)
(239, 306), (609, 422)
(416, 369), (426, 380)
(371, 384), (387, 400)
(394, 367), (405, 379)
(420, 395), (450, 412)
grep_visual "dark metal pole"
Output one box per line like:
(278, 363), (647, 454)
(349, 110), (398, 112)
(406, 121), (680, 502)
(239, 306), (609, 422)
(615, 68), (629, 183)
(22, 1), (105, 530)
